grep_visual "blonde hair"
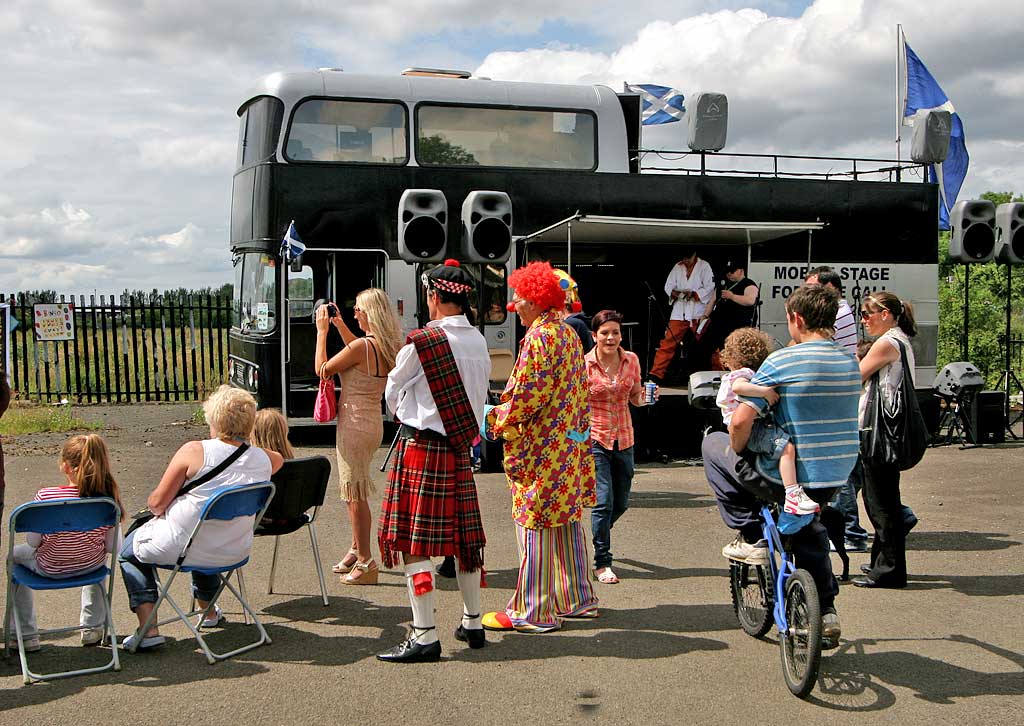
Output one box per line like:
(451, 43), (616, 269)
(721, 328), (774, 372)
(252, 408), (294, 459)
(61, 434), (123, 513)
(202, 385), (257, 440)
(356, 288), (403, 368)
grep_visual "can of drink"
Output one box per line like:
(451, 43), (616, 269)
(643, 381), (657, 405)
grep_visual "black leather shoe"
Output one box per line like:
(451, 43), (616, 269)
(853, 576), (879, 588)
(454, 625), (486, 649)
(436, 556), (457, 579)
(376, 638), (442, 663)
(860, 564), (873, 575)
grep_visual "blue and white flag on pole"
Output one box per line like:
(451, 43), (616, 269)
(626, 84), (686, 125)
(280, 220), (306, 261)
(902, 39), (969, 231)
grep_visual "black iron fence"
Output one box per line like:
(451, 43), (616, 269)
(2, 293), (231, 403)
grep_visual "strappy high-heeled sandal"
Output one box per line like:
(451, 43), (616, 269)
(342, 559), (379, 585)
(332, 548), (359, 574)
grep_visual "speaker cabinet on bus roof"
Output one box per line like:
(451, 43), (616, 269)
(910, 109), (951, 164)
(686, 92), (728, 152)
(462, 191), (513, 264)
(996, 202), (1024, 264)
(398, 189), (448, 262)
(949, 199), (996, 263)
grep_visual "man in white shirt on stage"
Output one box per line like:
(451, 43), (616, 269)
(648, 248), (715, 384)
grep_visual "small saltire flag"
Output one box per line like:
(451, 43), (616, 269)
(626, 84), (686, 125)
(280, 220), (306, 261)
(902, 40), (969, 231)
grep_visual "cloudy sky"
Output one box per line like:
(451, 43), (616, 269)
(2, 0), (1022, 295)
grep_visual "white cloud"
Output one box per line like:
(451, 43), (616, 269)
(2, 0), (1023, 295)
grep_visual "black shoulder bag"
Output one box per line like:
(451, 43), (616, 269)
(860, 341), (928, 471)
(125, 443), (251, 535)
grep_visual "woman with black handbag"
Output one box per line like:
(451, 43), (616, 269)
(854, 292), (918, 589)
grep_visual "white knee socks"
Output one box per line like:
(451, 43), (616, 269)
(404, 560), (438, 645)
(455, 563), (482, 630)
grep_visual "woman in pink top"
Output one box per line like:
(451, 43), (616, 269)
(8, 434), (124, 651)
(585, 310), (655, 584)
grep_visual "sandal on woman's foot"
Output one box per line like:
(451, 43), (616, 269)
(342, 560), (379, 585)
(332, 548), (359, 574)
(594, 567), (619, 584)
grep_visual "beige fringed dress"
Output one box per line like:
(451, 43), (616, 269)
(335, 339), (388, 502)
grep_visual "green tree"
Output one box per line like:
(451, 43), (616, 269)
(417, 134), (479, 166)
(937, 191), (1024, 387)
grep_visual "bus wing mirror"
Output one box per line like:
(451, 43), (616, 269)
(290, 254), (304, 273)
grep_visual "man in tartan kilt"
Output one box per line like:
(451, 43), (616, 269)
(377, 259), (491, 663)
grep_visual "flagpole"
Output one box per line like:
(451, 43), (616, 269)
(896, 23), (902, 164)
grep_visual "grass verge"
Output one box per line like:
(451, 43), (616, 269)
(0, 404), (102, 435)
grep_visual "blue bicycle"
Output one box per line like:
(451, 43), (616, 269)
(729, 503), (822, 698)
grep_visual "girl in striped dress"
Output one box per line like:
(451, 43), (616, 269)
(7, 434), (123, 651)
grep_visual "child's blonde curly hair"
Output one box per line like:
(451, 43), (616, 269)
(721, 327), (773, 372)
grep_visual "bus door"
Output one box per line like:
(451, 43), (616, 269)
(283, 249), (387, 422)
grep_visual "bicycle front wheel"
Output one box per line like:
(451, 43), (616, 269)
(729, 561), (774, 638)
(779, 568), (822, 698)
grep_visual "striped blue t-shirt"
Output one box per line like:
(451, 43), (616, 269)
(738, 340), (861, 489)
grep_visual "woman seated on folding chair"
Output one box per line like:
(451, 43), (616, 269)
(118, 385), (283, 651)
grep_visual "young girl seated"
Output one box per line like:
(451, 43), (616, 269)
(717, 328), (818, 515)
(7, 434), (124, 650)
(252, 408), (295, 460)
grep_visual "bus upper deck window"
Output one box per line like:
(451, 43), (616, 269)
(237, 97), (284, 168)
(416, 105), (596, 170)
(286, 99), (408, 164)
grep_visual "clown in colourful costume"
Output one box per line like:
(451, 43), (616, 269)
(482, 262), (598, 633)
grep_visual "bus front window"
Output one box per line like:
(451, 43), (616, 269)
(236, 253), (278, 333)
(286, 99), (407, 164)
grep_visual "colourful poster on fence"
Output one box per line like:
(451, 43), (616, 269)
(1, 303), (10, 382)
(33, 303), (75, 341)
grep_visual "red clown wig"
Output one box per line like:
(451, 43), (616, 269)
(508, 261), (566, 311)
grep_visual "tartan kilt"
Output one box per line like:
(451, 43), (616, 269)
(378, 435), (486, 571)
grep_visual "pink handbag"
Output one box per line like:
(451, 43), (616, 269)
(314, 364), (337, 423)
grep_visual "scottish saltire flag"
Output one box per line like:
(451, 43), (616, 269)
(280, 220), (306, 260)
(627, 84), (686, 125)
(902, 40), (969, 231)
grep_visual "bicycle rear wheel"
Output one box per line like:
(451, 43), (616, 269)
(779, 568), (822, 698)
(729, 561), (774, 637)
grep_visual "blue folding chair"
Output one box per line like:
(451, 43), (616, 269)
(4, 497), (122, 684)
(127, 481), (275, 664)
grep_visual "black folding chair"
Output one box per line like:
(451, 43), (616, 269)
(254, 456), (332, 606)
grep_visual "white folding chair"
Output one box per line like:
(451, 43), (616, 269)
(127, 481), (275, 664)
(4, 497), (122, 684)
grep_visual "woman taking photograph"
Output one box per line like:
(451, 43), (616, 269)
(854, 291), (917, 589)
(585, 309), (653, 584)
(315, 288), (403, 585)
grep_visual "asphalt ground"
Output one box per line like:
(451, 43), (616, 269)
(1, 403), (1022, 724)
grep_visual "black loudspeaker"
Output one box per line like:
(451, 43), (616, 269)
(398, 189), (447, 262)
(949, 199), (996, 263)
(968, 390), (1006, 444)
(687, 92), (728, 152)
(461, 191), (513, 263)
(910, 109), (951, 164)
(996, 202), (1024, 264)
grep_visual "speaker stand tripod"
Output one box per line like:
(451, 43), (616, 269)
(999, 264), (1022, 439)
(932, 392), (979, 448)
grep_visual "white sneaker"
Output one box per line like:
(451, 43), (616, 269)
(722, 534), (769, 566)
(199, 605), (223, 629)
(784, 487), (820, 515)
(81, 627), (105, 646)
(821, 608), (841, 649)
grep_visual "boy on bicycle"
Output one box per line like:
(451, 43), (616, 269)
(702, 284), (861, 647)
